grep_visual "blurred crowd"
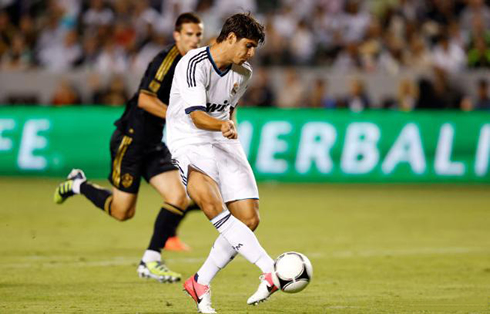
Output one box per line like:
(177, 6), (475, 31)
(0, 0), (490, 110)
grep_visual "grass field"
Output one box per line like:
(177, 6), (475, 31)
(1, 178), (490, 313)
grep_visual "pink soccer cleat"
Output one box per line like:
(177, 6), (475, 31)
(183, 275), (216, 313)
(247, 272), (279, 305)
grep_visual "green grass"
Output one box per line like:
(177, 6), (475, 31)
(1, 178), (490, 313)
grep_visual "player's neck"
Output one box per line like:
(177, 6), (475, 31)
(209, 44), (232, 71)
(175, 42), (185, 55)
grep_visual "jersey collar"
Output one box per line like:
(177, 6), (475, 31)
(206, 46), (232, 77)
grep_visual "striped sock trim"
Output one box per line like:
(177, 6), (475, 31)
(104, 195), (113, 215)
(212, 213), (232, 229)
(162, 202), (185, 216)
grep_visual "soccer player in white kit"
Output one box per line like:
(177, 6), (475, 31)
(166, 13), (278, 313)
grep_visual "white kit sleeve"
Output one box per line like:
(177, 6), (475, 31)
(180, 52), (208, 114)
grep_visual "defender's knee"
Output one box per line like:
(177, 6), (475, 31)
(166, 193), (189, 211)
(113, 211), (134, 221)
(110, 205), (135, 221)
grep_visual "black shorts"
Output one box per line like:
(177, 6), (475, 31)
(108, 129), (177, 193)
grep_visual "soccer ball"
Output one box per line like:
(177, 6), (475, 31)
(272, 252), (313, 293)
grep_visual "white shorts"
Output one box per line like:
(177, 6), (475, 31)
(172, 141), (259, 203)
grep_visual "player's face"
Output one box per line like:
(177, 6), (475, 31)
(232, 38), (258, 65)
(174, 23), (203, 55)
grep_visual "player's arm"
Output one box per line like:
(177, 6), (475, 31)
(138, 48), (180, 118)
(183, 54), (236, 139)
(137, 91), (167, 119)
(190, 111), (237, 139)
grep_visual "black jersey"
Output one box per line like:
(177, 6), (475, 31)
(114, 44), (182, 143)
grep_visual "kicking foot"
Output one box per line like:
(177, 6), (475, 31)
(164, 236), (191, 252)
(53, 169), (86, 204)
(247, 272), (278, 305)
(183, 275), (216, 313)
(137, 261), (181, 283)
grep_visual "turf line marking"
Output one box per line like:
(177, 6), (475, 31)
(2, 247), (488, 269)
(0, 257), (206, 268)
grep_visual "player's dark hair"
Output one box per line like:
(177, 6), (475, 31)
(216, 13), (265, 45)
(175, 12), (201, 32)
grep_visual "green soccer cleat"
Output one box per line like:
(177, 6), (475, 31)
(137, 261), (182, 283)
(54, 169), (86, 204)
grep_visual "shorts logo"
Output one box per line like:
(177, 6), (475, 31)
(121, 173), (133, 188)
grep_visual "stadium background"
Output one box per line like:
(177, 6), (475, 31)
(1, 0), (490, 182)
(1, 1), (490, 313)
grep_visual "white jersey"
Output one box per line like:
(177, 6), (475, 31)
(166, 46), (252, 152)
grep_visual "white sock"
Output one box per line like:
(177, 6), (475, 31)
(72, 179), (83, 194)
(211, 210), (274, 273)
(141, 250), (161, 263)
(196, 234), (237, 285)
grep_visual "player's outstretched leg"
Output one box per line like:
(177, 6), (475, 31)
(187, 170), (277, 308)
(194, 234), (237, 286)
(54, 169), (86, 204)
(227, 199), (279, 305)
(183, 274), (216, 314)
(191, 214), (278, 306)
(55, 169), (138, 223)
(54, 169), (114, 214)
(209, 209), (278, 305)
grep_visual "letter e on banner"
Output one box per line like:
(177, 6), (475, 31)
(17, 119), (51, 170)
(256, 121), (292, 174)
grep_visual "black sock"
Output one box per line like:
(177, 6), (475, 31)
(169, 200), (200, 237)
(148, 202), (185, 252)
(168, 220), (178, 238)
(80, 181), (113, 214)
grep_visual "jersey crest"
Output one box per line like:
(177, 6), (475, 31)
(231, 82), (239, 96)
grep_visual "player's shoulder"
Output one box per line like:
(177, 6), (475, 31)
(153, 44), (179, 61)
(232, 61), (253, 79)
(161, 44), (178, 56)
(181, 46), (208, 63)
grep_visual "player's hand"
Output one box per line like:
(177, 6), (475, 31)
(221, 120), (237, 139)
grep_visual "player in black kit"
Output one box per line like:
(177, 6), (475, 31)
(54, 13), (203, 283)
